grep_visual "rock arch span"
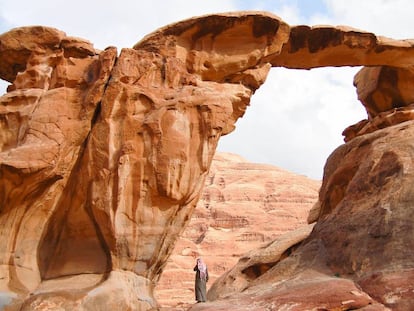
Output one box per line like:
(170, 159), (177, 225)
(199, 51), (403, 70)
(0, 11), (413, 310)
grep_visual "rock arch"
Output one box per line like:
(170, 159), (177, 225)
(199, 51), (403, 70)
(0, 11), (413, 310)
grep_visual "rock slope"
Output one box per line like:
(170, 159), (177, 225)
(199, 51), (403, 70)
(191, 120), (414, 311)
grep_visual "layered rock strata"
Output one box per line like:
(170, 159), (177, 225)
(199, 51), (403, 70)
(0, 11), (414, 310)
(154, 152), (320, 309)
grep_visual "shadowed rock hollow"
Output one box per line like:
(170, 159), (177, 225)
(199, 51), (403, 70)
(0, 11), (414, 310)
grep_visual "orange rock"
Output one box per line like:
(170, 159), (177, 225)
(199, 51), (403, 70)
(0, 26), (118, 310)
(354, 66), (414, 119)
(190, 270), (379, 311)
(1, 10), (414, 310)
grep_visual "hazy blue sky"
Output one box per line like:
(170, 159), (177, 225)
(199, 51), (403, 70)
(1, 0), (413, 179)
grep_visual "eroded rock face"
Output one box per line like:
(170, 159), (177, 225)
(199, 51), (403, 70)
(0, 14), (285, 310)
(154, 152), (319, 309)
(0, 11), (414, 310)
(206, 223), (316, 302)
(194, 121), (414, 311)
(0, 26), (119, 310)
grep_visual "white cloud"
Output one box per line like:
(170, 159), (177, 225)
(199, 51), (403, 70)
(218, 67), (365, 179)
(324, 0), (414, 39)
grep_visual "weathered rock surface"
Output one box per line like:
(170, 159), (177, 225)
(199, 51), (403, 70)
(206, 223), (316, 302)
(343, 66), (414, 141)
(0, 11), (414, 311)
(154, 152), (319, 309)
(192, 121), (414, 311)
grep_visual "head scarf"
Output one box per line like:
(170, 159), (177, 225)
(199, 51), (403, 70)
(197, 258), (207, 280)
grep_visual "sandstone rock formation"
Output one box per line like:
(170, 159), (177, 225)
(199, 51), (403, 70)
(206, 223), (315, 302)
(1, 11), (414, 310)
(191, 121), (414, 311)
(154, 152), (320, 309)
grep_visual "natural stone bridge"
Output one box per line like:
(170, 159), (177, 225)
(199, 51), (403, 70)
(0, 12), (413, 310)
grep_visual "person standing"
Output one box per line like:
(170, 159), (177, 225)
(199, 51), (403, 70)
(194, 257), (209, 303)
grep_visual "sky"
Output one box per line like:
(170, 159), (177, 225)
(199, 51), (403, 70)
(0, 0), (413, 180)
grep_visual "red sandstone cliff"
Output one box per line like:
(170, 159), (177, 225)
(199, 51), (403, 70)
(155, 152), (320, 309)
